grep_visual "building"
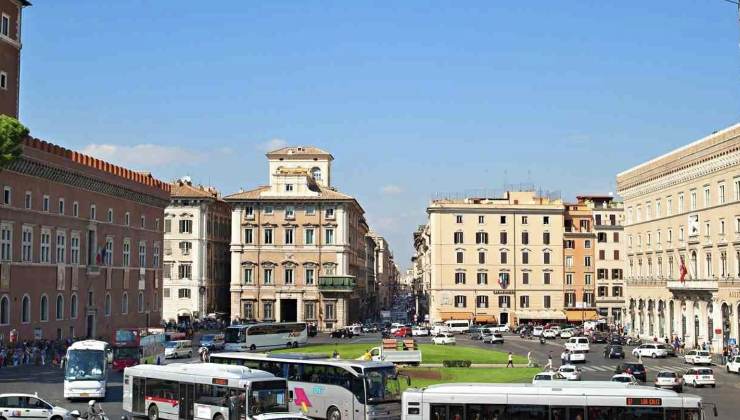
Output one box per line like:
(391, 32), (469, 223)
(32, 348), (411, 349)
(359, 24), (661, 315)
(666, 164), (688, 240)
(225, 146), (379, 330)
(162, 178), (231, 322)
(562, 200), (597, 323)
(412, 223), (432, 322)
(369, 232), (399, 311)
(0, 0), (29, 118)
(0, 137), (170, 341)
(426, 190), (566, 325)
(617, 123), (740, 352)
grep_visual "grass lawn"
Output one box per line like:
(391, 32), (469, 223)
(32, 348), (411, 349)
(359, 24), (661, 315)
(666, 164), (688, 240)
(273, 343), (527, 364)
(399, 367), (539, 389)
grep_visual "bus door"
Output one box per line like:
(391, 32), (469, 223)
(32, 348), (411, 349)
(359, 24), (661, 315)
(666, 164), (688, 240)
(132, 378), (145, 413)
(179, 383), (195, 420)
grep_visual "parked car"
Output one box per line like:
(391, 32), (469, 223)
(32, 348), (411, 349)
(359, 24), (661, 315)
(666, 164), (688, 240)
(432, 333), (456, 345)
(532, 371), (568, 384)
(726, 355), (740, 373)
(632, 343), (668, 359)
(683, 367), (716, 388)
(532, 326), (545, 337)
(199, 333), (225, 351)
(488, 324), (510, 333)
(393, 326), (412, 338)
(0, 393), (74, 420)
(603, 344), (625, 359)
(470, 327), (488, 340)
(559, 329), (574, 339)
(389, 323), (404, 334)
(542, 329), (558, 339)
(609, 335), (625, 346)
(411, 326), (430, 336)
(557, 365), (582, 381)
(568, 349), (586, 363)
(611, 373), (639, 384)
(615, 362), (647, 382)
(654, 371), (684, 392)
(330, 328), (353, 339)
(684, 350), (712, 365)
(484, 332), (504, 344)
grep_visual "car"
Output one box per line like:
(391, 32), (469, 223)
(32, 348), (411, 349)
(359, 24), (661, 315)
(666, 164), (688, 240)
(590, 332), (608, 344)
(330, 328), (353, 339)
(565, 336), (590, 352)
(726, 355), (740, 373)
(393, 326), (412, 338)
(654, 371), (684, 392)
(568, 349), (586, 363)
(470, 327), (488, 340)
(164, 340), (193, 359)
(660, 343), (676, 357)
(199, 333), (225, 351)
(411, 326), (430, 336)
(432, 333), (456, 345)
(608, 336), (625, 346)
(684, 350), (712, 365)
(632, 343), (668, 359)
(542, 329), (558, 339)
(603, 344), (625, 359)
(532, 371), (568, 384)
(559, 329), (573, 339)
(611, 373), (639, 384)
(532, 326), (544, 337)
(615, 362), (647, 382)
(683, 367), (716, 388)
(389, 323), (404, 334)
(557, 365), (582, 381)
(488, 324), (510, 333)
(0, 393), (74, 420)
(483, 332), (504, 344)
(430, 323), (450, 335)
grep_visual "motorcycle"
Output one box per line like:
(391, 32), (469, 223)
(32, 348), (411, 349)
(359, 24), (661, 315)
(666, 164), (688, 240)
(70, 401), (109, 420)
(539, 336), (546, 345)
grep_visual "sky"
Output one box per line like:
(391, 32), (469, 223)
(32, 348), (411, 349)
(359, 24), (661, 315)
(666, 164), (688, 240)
(19, 1), (740, 268)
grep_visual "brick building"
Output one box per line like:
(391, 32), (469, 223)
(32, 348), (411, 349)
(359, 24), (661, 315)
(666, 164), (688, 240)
(0, 0), (29, 118)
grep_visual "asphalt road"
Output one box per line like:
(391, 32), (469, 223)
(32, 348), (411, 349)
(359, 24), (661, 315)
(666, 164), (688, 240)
(2, 332), (738, 419)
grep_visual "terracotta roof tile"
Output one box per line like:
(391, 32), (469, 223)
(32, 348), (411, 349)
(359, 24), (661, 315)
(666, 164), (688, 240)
(171, 181), (221, 199)
(266, 146), (333, 158)
(224, 184), (355, 201)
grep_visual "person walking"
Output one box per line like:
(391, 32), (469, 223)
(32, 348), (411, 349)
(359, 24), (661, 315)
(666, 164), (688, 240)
(560, 350), (567, 366)
(506, 352), (514, 368)
(545, 352), (553, 371)
(527, 351), (533, 367)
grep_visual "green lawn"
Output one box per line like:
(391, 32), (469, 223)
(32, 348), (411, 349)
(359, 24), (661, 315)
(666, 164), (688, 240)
(400, 367), (539, 389)
(273, 343), (527, 364)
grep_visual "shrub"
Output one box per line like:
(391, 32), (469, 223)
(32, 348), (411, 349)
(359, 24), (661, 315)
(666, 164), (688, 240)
(442, 360), (472, 368)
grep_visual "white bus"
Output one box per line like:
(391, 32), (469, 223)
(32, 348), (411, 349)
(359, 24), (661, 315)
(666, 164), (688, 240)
(225, 323), (308, 352)
(443, 320), (470, 334)
(63, 340), (109, 399)
(402, 381), (716, 420)
(210, 353), (403, 420)
(122, 363), (290, 420)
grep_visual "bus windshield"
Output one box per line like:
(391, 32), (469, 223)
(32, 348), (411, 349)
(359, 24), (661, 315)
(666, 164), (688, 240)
(65, 350), (106, 381)
(250, 380), (288, 415)
(225, 328), (244, 343)
(364, 366), (401, 404)
(113, 347), (139, 359)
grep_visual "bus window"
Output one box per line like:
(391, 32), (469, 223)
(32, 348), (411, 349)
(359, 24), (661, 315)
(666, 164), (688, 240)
(466, 404), (504, 420)
(430, 405), (447, 420)
(286, 363), (302, 381)
(145, 378), (178, 402)
(622, 407), (662, 419)
(195, 384), (229, 407)
(506, 405), (547, 420)
(664, 409), (681, 420)
(447, 405), (464, 420)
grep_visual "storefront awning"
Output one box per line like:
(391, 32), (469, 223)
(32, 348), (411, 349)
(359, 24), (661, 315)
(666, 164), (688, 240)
(474, 315), (497, 324)
(438, 311), (473, 321)
(566, 309), (600, 322)
(515, 310), (566, 320)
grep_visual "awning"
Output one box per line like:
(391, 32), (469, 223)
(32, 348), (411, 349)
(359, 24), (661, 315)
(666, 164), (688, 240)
(515, 310), (566, 320)
(437, 311), (473, 321)
(566, 309), (600, 322)
(474, 315), (497, 324)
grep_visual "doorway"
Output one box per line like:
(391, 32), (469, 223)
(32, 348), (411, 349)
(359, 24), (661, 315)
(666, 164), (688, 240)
(86, 314), (95, 338)
(179, 383), (195, 420)
(281, 299), (297, 322)
(500, 312), (509, 325)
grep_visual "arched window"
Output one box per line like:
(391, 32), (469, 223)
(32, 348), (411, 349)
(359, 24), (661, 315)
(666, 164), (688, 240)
(40, 295), (48, 322)
(104, 293), (111, 316)
(311, 167), (322, 181)
(0, 295), (9, 325)
(153, 292), (158, 311)
(121, 292), (128, 314)
(56, 294), (64, 320)
(21, 295), (30, 323)
(70, 293), (78, 319)
(138, 292), (144, 313)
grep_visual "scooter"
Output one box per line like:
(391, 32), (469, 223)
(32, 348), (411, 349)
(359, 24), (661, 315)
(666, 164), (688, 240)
(539, 336), (546, 345)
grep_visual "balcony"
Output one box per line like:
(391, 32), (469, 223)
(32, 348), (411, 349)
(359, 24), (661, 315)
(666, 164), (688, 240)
(667, 280), (718, 292)
(318, 276), (356, 292)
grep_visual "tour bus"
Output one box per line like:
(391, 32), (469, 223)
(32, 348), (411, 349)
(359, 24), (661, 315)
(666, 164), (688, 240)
(210, 352), (403, 420)
(402, 381), (716, 420)
(63, 340), (109, 399)
(224, 323), (308, 352)
(111, 328), (166, 371)
(122, 363), (290, 420)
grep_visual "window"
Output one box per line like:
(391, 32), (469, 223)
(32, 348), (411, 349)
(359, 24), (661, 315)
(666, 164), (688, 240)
(499, 231), (507, 244)
(498, 295), (511, 308)
(285, 206), (295, 219)
(719, 184), (726, 204)
(736, 178), (740, 201)
(285, 184), (294, 192)
(304, 228), (315, 245)
(244, 206), (255, 219)
(139, 242), (146, 267)
(243, 267), (253, 284)
(543, 216), (550, 225)
(304, 302), (315, 320)
(265, 301), (275, 319)
(690, 190), (697, 210)
(264, 228), (273, 244)
(599, 250), (605, 260)
(21, 295), (29, 323)
(178, 263), (191, 279)
(40, 295), (48, 322)
(564, 240), (575, 249)
(720, 220), (726, 235)
(305, 205), (315, 215)
(42, 195), (49, 212)
(0, 14), (8, 37)
(0, 295), (8, 325)
(476, 295), (489, 308)
(500, 251), (507, 264)
(565, 293), (575, 307)
(244, 228), (253, 244)
(21, 226), (32, 262)
(284, 268), (294, 285)
(543, 251), (550, 265)
(455, 215), (463, 223)
(566, 256), (573, 267)
(475, 232), (488, 244)
(124, 212), (130, 226)
(454, 272), (466, 284)
(667, 197), (673, 216)
(614, 250), (620, 260)
(122, 239), (131, 266)
(519, 295), (529, 308)
(477, 251), (485, 264)
(71, 233), (80, 265)
(0, 224), (10, 261)
(58, 198), (65, 215)
(454, 231), (464, 244)
(324, 228), (335, 244)
(70, 294), (77, 319)
(478, 215), (485, 224)
(138, 292), (144, 312)
(521, 231), (529, 245)
(179, 219), (192, 233)
(305, 268), (315, 285)
(178, 289), (191, 299)
(153, 242), (160, 267)
(679, 227), (685, 241)
(477, 272), (488, 285)
(0, 72), (5, 90)
(500, 216), (506, 224)
(543, 232), (550, 245)
(543, 272), (551, 284)
(40, 229), (51, 263)
(322, 302), (333, 320)
(24, 191), (31, 209)
(679, 194), (685, 212)
(456, 251), (464, 264)
(264, 206), (274, 215)
(584, 256), (591, 267)
(90, 204), (96, 220)
(705, 222), (711, 237)
(655, 200), (661, 217)
(544, 295), (551, 309)
(597, 268), (608, 279)
(597, 232), (607, 243)
(704, 187), (710, 207)
(706, 253), (713, 277)
(264, 268), (273, 285)
(107, 209), (113, 223)
(1, 186), (9, 206)
(566, 273), (573, 285)
(585, 273), (592, 285)
(521, 216), (528, 224)
(56, 231), (66, 264)
(104, 294), (111, 316)
(284, 228), (294, 245)
(325, 207), (335, 219)
(521, 251), (529, 264)
(584, 239), (591, 248)
(454, 295), (467, 308)
(155, 218), (160, 231)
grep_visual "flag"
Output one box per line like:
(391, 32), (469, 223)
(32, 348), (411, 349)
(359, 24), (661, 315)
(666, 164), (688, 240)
(679, 256), (688, 283)
(498, 273), (509, 289)
(96, 247), (107, 265)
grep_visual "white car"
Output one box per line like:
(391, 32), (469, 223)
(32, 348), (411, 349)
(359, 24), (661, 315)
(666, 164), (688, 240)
(164, 340), (193, 359)
(565, 337), (590, 352)
(559, 329), (573, 339)
(488, 324), (510, 333)
(532, 371), (568, 384)
(683, 367), (716, 388)
(567, 350), (586, 363)
(411, 326), (430, 336)
(483, 332), (504, 344)
(0, 393), (73, 420)
(654, 371), (684, 392)
(611, 373), (639, 384)
(432, 333), (456, 345)
(726, 355), (740, 373)
(684, 350), (712, 365)
(542, 329), (558, 339)
(632, 343), (668, 359)
(532, 326), (544, 337)
(557, 365), (582, 381)
(389, 323), (404, 334)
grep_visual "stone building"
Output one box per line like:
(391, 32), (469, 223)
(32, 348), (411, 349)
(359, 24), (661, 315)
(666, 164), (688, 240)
(617, 123), (740, 352)
(0, 0), (29, 118)
(563, 201), (597, 323)
(162, 178), (231, 322)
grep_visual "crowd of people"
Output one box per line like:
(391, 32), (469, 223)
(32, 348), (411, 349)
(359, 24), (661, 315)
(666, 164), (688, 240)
(0, 338), (71, 368)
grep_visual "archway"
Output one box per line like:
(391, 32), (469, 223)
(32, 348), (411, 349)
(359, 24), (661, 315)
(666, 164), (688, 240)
(658, 300), (665, 338)
(681, 301), (687, 343)
(693, 301), (700, 348)
(722, 303), (731, 349)
(707, 304), (714, 350)
(647, 300), (655, 337)
(669, 300), (675, 337)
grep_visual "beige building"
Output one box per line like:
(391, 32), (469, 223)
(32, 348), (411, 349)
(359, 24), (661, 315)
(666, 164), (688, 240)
(617, 123), (740, 352)
(426, 191), (566, 325)
(370, 232), (399, 310)
(412, 223), (431, 322)
(225, 146), (377, 330)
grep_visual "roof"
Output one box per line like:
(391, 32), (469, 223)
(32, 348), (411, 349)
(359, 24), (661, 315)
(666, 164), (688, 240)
(171, 180), (221, 200)
(67, 340), (108, 351)
(213, 352), (394, 369)
(224, 184), (356, 201)
(417, 382), (693, 397)
(125, 363), (277, 380)
(266, 146), (334, 160)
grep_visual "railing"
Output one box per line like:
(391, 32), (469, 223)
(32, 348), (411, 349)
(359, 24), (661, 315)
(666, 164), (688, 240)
(318, 276), (356, 292)
(625, 278), (667, 287)
(667, 280), (718, 291)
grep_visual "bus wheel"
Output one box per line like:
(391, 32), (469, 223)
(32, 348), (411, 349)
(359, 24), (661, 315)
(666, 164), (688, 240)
(292, 341), (299, 348)
(148, 404), (159, 420)
(214, 414), (224, 420)
(327, 406), (341, 420)
(249, 344), (256, 351)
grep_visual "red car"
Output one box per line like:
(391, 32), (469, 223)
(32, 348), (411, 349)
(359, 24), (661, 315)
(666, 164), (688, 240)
(393, 326), (412, 337)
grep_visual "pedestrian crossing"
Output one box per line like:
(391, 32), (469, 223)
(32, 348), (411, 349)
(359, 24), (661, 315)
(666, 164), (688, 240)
(575, 363), (691, 373)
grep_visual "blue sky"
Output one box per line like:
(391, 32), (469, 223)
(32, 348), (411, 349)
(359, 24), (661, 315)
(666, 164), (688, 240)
(20, 1), (740, 267)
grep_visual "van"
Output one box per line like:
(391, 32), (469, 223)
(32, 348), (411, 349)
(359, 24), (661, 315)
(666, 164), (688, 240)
(164, 340), (193, 359)
(347, 324), (362, 336)
(430, 322), (450, 335)
(444, 320), (471, 334)
(565, 336), (590, 352)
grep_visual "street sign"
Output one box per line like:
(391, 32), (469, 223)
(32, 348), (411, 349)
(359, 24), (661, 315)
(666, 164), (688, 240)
(729, 338), (737, 346)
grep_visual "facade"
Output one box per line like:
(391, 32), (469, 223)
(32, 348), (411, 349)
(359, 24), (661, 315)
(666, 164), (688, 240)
(226, 146), (379, 331)
(562, 201), (597, 323)
(162, 178), (231, 322)
(426, 191), (566, 325)
(412, 223), (431, 322)
(370, 232), (399, 311)
(0, 0), (29, 118)
(0, 138), (169, 341)
(617, 123), (740, 353)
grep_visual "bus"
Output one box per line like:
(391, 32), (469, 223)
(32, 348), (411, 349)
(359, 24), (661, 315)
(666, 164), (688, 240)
(122, 363), (290, 420)
(112, 328), (166, 371)
(402, 382), (717, 420)
(224, 323), (308, 352)
(210, 353), (403, 420)
(63, 340), (109, 399)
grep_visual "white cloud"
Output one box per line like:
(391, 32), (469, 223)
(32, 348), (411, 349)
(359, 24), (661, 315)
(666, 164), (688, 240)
(381, 184), (403, 195)
(79, 143), (198, 169)
(257, 138), (288, 152)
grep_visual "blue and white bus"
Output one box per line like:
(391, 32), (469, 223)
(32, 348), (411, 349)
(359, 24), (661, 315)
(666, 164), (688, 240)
(224, 323), (307, 352)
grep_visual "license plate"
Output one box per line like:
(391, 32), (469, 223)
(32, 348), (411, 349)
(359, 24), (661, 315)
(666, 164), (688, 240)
(80, 393), (89, 397)
(702, 376), (710, 379)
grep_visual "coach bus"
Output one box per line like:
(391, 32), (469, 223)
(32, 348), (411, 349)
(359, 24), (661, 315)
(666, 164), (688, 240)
(63, 340), (109, 399)
(402, 381), (717, 420)
(111, 328), (166, 371)
(122, 363), (290, 420)
(210, 353), (403, 420)
(224, 323), (307, 352)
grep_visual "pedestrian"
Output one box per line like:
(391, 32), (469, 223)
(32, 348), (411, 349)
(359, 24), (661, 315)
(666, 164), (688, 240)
(545, 352), (553, 371)
(560, 350), (567, 366)
(526, 351), (533, 367)
(637, 350), (643, 363)
(723, 347), (729, 365)
(506, 352), (514, 368)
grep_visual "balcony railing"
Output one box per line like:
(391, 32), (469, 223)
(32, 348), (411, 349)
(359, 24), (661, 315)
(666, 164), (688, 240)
(318, 276), (356, 292)
(667, 280), (718, 292)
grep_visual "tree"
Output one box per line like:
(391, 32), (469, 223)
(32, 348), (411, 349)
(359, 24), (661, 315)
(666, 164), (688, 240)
(0, 115), (28, 169)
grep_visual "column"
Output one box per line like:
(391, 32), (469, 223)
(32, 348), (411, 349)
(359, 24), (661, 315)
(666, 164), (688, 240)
(297, 296), (304, 322)
(275, 298), (282, 322)
(684, 302), (693, 347)
(229, 208), (244, 321)
(697, 300), (708, 348)
(712, 301), (722, 353)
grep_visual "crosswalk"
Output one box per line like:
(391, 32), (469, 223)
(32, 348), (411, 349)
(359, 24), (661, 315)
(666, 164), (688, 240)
(575, 363), (692, 373)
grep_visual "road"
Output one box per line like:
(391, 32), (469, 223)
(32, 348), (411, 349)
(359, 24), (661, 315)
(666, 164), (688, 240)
(1, 332), (739, 419)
